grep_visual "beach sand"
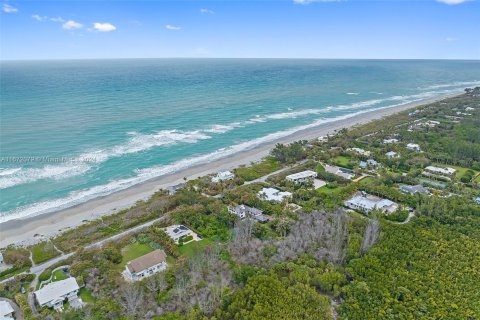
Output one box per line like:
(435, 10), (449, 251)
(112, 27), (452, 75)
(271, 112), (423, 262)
(0, 93), (460, 248)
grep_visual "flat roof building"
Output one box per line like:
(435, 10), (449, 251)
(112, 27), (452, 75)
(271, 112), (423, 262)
(165, 225), (196, 244)
(258, 187), (292, 202)
(285, 170), (317, 183)
(425, 166), (456, 176)
(345, 192), (399, 214)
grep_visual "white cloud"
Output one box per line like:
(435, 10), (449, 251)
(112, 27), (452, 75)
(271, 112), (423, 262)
(437, 0), (466, 4)
(32, 14), (47, 21)
(2, 3), (18, 13)
(445, 37), (455, 41)
(92, 22), (116, 32)
(50, 17), (65, 22)
(62, 20), (83, 30)
(165, 24), (181, 30)
(293, 0), (340, 4)
(200, 8), (214, 14)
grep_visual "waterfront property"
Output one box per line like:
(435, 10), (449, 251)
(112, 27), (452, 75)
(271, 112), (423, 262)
(385, 151), (399, 159)
(424, 166), (456, 176)
(258, 187), (292, 202)
(228, 204), (268, 223)
(383, 138), (399, 144)
(406, 143), (421, 152)
(165, 225), (198, 244)
(34, 277), (81, 311)
(345, 192), (399, 214)
(124, 249), (168, 281)
(285, 170), (317, 184)
(212, 171), (235, 183)
(399, 185), (429, 195)
(346, 147), (371, 156)
(324, 164), (355, 180)
(0, 300), (14, 319)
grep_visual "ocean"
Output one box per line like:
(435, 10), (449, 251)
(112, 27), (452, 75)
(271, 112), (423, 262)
(1, 59), (480, 222)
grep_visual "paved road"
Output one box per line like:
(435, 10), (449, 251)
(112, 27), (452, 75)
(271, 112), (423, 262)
(2, 216), (166, 285)
(244, 160), (308, 185)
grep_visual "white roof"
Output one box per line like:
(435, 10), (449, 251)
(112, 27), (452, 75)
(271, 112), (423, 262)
(385, 151), (398, 157)
(346, 195), (397, 212)
(258, 187), (292, 202)
(0, 300), (14, 316)
(35, 277), (79, 306)
(383, 139), (399, 143)
(425, 166), (456, 175)
(286, 170), (317, 181)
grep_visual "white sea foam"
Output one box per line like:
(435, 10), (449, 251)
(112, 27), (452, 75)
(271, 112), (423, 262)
(0, 129), (212, 190)
(0, 87), (463, 192)
(0, 168), (22, 176)
(420, 80), (480, 90)
(0, 96), (450, 223)
(346, 92), (360, 95)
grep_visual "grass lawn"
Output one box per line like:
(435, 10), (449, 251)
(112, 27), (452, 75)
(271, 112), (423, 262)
(118, 242), (154, 270)
(358, 176), (375, 186)
(31, 242), (60, 264)
(433, 163), (477, 179)
(178, 238), (214, 257)
(79, 288), (95, 303)
(52, 269), (68, 282)
(332, 156), (352, 168)
(317, 185), (346, 196)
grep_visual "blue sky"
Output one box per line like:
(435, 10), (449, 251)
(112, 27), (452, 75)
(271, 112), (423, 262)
(1, 0), (478, 60)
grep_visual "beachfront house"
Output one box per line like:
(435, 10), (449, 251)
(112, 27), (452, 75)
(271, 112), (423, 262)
(324, 164), (355, 180)
(124, 249), (168, 281)
(0, 300), (14, 320)
(165, 225), (197, 244)
(399, 185), (429, 195)
(0, 252), (4, 265)
(346, 147), (371, 156)
(228, 204), (268, 223)
(34, 277), (81, 311)
(385, 151), (399, 159)
(345, 192), (399, 214)
(285, 170), (317, 184)
(212, 171), (235, 183)
(383, 138), (399, 144)
(406, 143), (421, 152)
(258, 187), (292, 202)
(424, 166), (456, 176)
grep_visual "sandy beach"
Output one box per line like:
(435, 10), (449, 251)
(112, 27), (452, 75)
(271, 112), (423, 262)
(0, 93), (460, 248)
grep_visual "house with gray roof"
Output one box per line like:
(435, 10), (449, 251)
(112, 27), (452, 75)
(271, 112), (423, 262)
(228, 205), (268, 223)
(399, 185), (429, 195)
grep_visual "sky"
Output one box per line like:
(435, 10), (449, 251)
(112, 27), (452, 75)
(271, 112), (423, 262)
(0, 0), (479, 60)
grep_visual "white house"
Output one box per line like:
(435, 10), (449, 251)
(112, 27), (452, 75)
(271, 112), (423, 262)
(425, 166), (456, 176)
(228, 205), (268, 223)
(406, 143), (421, 152)
(385, 151), (399, 159)
(383, 138), (399, 144)
(165, 225), (196, 244)
(424, 120), (440, 127)
(0, 252), (4, 265)
(346, 147), (371, 156)
(34, 277), (81, 311)
(0, 300), (14, 320)
(212, 171), (235, 183)
(324, 164), (355, 180)
(285, 170), (317, 184)
(124, 249), (168, 281)
(258, 187), (292, 202)
(345, 192), (399, 214)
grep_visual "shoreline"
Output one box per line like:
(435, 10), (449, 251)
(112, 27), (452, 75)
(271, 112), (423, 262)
(0, 92), (461, 248)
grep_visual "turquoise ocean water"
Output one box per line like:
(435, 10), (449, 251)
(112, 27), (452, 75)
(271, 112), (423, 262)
(1, 59), (480, 222)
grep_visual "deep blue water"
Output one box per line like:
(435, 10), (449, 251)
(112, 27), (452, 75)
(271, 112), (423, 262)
(1, 59), (479, 221)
